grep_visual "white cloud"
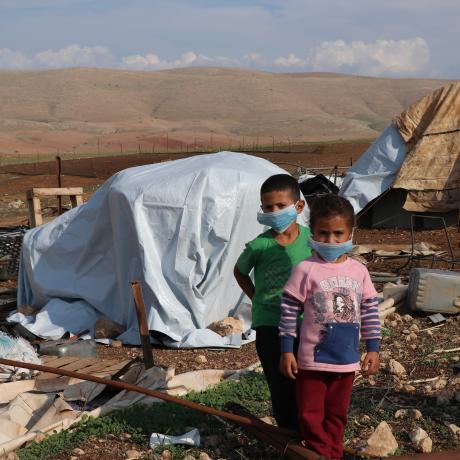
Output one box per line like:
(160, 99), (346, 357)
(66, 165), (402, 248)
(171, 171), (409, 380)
(309, 37), (430, 75)
(244, 52), (266, 66)
(0, 48), (32, 69)
(274, 53), (305, 68)
(121, 50), (237, 70)
(35, 45), (114, 68)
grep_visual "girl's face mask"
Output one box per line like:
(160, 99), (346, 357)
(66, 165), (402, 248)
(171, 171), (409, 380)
(257, 204), (299, 233)
(308, 237), (353, 262)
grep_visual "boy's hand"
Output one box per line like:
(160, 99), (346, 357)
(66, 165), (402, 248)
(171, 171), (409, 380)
(280, 352), (298, 379)
(361, 351), (380, 376)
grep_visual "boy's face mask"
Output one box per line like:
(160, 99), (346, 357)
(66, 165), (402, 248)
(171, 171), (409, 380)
(308, 237), (353, 262)
(257, 204), (298, 234)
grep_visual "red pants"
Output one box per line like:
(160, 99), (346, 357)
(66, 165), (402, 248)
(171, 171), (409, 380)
(296, 370), (354, 459)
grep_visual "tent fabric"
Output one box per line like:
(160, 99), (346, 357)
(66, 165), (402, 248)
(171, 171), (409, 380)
(339, 124), (406, 213)
(393, 83), (460, 211)
(14, 152), (308, 348)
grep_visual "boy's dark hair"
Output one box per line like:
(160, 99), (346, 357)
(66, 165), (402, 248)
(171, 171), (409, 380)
(309, 194), (355, 229)
(260, 174), (300, 201)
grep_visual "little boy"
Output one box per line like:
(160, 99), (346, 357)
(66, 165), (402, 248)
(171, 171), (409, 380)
(234, 174), (311, 431)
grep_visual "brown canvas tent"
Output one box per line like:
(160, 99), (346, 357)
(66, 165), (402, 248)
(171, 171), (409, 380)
(340, 82), (460, 228)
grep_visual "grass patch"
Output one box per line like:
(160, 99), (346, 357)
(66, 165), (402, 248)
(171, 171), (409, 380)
(18, 372), (278, 460)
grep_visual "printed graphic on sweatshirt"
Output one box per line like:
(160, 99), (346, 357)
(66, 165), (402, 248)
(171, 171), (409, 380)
(310, 276), (361, 325)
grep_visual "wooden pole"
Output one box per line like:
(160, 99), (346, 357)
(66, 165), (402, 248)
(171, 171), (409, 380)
(56, 156), (62, 215)
(130, 281), (154, 369)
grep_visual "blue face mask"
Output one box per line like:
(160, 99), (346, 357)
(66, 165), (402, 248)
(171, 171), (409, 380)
(308, 237), (353, 262)
(257, 204), (298, 234)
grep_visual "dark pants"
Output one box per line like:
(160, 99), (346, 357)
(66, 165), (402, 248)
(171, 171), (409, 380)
(255, 326), (299, 432)
(296, 369), (355, 459)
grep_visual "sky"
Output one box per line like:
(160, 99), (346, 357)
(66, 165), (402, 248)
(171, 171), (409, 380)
(0, 0), (458, 78)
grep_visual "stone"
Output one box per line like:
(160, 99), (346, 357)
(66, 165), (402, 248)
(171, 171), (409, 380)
(432, 378), (448, 390)
(410, 427), (432, 453)
(111, 339), (123, 348)
(409, 332), (418, 341)
(162, 450), (172, 460)
(402, 329), (410, 335)
(357, 421), (398, 457)
(359, 414), (371, 424)
(121, 433), (132, 440)
(183, 456), (196, 460)
(94, 315), (125, 339)
(395, 408), (422, 419)
(72, 448), (85, 456)
(409, 344), (417, 350)
(195, 354), (207, 364)
(409, 324), (419, 331)
(260, 416), (276, 425)
(6, 454), (19, 460)
(199, 453), (213, 460)
(419, 437), (432, 453)
(389, 320), (398, 328)
(70, 457), (78, 460)
(388, 359), (406, 377)
(125, 450), (141, 459)
(207, 317), (243, 337)
(447, 423), (460, 439)
(402, 314), (413, 322)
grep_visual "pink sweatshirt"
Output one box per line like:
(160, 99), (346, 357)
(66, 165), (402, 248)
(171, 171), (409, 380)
(279, 255), (380, 373)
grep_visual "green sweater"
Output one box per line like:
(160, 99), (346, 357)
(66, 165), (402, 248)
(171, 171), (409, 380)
(236, 224), (311, 328)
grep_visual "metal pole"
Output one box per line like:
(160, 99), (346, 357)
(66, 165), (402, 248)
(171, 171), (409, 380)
(0, 358), (322, 460)
(130, 281), (154, 369)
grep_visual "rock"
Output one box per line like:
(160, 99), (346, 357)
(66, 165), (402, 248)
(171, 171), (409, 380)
(432, 378), (448, 391)
(418, 437), (433, 453)
(199, 453), (213, 460)
(6, 454), (19, 460)
(207, 317), (243, 337)
(359, 414), (371, 424)
(121, 433), (132, 440)
(409, 324), (419, 331)
(447, 423), (460, 438)
(358, 421), (398, 457)
(34, 432), (46, 443)
(395, 408), (422, 419)
(409, 344), (417, 350)
(70, 457), (78, 460)
(125, 450), (141, 459)
(402, 314), (413, 322)
(183, 456), (196, 460)
(72, 448), (85, 456)
(111, 339), (123, 348)
(94, 315), (126, 339)
(162, 450), (171, 460)
(410, 427), (432, 453)
(388, 359), (406, 377)
(389, 320), (398, 328)
(260, 416), (276, 425)
(409, 332), (418, 341)
(195, 354), (207, 364)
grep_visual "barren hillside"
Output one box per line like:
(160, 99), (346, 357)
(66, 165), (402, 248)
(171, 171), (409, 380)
(0, 67), (451, 155)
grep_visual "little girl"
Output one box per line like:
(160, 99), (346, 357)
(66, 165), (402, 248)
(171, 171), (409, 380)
(279, 194), (381, 460)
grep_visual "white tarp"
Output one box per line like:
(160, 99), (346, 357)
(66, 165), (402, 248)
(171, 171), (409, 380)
(339, 124), (406, 212)
(13, 152), (308, 348)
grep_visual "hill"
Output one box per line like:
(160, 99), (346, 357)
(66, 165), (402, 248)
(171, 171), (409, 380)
(0, 67), (450, 155)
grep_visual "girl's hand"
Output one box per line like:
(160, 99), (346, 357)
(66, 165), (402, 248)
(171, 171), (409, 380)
(362, 351), (380, 376)
(280, 352), (298, 379)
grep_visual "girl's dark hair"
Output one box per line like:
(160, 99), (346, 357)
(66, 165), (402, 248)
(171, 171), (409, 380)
(309, 194), (355, 229)
(260, 174), (300, 201)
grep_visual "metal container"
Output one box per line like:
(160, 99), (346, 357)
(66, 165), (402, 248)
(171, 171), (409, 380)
(407, 268), (460, 314)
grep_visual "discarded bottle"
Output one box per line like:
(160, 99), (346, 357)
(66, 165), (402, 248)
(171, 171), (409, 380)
(38, 339), (97, 358)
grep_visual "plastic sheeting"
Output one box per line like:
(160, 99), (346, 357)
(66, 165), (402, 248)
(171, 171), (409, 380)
(339, 124), (406, 213)
(14, 152), (308, 348)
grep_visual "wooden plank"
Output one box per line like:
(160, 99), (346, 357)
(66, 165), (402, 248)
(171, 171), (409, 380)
(31, 187), (83, 197)
(37, 356), (79, 369)
(37, 357), (96, 380)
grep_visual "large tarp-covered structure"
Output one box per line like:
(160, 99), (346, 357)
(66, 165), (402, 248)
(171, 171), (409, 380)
(340, 83), (460, 227)
(14, 152), (308, 348)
